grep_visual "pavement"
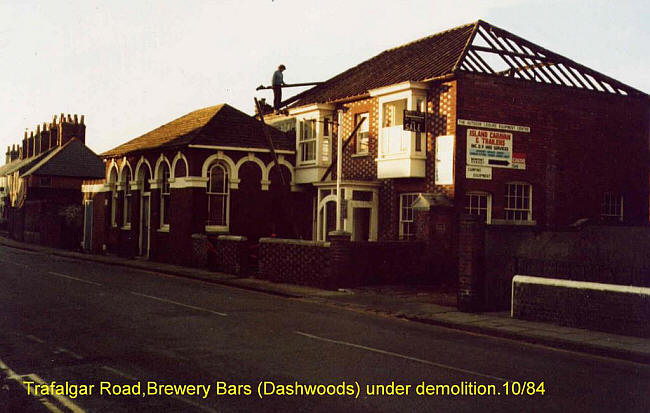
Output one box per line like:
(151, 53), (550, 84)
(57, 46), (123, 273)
(1, 234), (649, 366)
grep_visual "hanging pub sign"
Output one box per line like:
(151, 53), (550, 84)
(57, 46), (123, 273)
(466, 128), (513, 168)
(403, 110), (425, 132)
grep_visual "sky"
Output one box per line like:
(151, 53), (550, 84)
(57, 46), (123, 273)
(1, 0), (648, 155)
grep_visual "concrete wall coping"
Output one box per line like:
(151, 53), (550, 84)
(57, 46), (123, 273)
(217, 235), (247, 242)
(513, 275), (650, 295)
(259, 237), (330, 247)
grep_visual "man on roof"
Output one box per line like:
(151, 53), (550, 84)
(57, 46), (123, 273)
(272, 64), (286, 113)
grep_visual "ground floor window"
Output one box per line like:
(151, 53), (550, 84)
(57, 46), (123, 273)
(601, 192), (623, 221)
(504, 182), (532, 221)
(465, 191), (491, 223)
(207, 163), (229, 227)
(399, 193), (418, 240)
(160, 163), (171, 227)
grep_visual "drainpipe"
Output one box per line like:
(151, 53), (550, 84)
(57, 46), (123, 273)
(336, 109), (343, 231)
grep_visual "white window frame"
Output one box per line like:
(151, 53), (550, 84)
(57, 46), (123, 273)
(206, 163), (229, 230)
(355, 112), (369, 155)
(122, 168), (132, 228)
(504, 182), (532, 222)
(159, 163), (171, 230)
(464, 191), (492, 224)
(109, 169), (118, 227)
(601, 192), (623, 221)
(298, 118), (317, 164)
(399, 193), (419, 240)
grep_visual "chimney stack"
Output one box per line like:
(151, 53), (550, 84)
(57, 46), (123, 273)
(5, 146), (10, 165)
(21, 135), (27, 159)
(28, 131), (34, 157)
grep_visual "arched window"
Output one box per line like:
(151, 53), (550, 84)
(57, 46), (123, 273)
(108, 168), (118, 227)
(207, 163), (229, 227)
(123, 167), (132, 226)
(160, 162), (170, 228)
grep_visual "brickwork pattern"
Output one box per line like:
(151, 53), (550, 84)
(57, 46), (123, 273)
(513, 279), (650, 338)
(208, 236), (250, 275)
(426, 82), (457, 197)
(336, 98), (380, 181)
(258, 239), (333, 288)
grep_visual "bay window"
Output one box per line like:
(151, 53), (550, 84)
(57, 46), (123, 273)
(299, 119), (316, 163)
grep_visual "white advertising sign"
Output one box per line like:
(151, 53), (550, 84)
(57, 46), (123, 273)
(435, 135), (454, 185)
(466, 166), (492, 180)
(458, 119), (530, 133)
(466, 129), (513, 168)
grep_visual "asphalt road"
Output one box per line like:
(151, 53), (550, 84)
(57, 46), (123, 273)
(0, 245), (648, 412)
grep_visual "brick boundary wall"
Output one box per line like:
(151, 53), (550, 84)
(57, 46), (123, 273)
(208, 235), (249, 276)
(348, 240), (427, 285)
(258, 238), (333, 288)
(512, 275), (650, 338)
(191, 233), (208, 269)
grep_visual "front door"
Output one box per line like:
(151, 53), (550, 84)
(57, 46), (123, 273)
(140, 195), (150, 257)
(352, 207), (371, 241)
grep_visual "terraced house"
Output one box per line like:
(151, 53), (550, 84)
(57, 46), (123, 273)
(0, 114), (105, 249)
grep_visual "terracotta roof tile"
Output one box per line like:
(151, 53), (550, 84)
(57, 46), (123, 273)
(103, 104), (292, 157)
(290, 22), (476, 106)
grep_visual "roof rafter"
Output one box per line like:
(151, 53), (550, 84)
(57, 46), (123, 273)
(456, 20), (646, 97)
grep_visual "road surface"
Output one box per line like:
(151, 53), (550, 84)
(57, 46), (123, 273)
(0, 245), (648, 412)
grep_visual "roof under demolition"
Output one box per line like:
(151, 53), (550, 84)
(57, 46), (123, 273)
(103, 104), (294, 157)
(289, 20), (647, 107)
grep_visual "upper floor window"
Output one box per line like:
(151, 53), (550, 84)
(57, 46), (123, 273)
(399, 193), (418, 240)
(465, 191), (491, 223)
(355, 113), (369, 154)
(299, 119), (316, 163)
(381, 99), (408, 154)
(601, 192), (623, 221)
(160, 163), (171, 228)
(504, 182), (532, 221)
(207, 163), (229, 227)
(323, 117), (330, 137)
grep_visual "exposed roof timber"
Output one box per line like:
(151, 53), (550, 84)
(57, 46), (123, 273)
(475, 27), (531, 80)
(507, 40), (563, 86)
(486, 26), (550, 83)
(471, 21), (645, 97)
(467, 49), (495, 74)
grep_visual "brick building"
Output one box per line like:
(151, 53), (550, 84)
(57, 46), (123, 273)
(263, 20), (649, 250)
(82, 104), (311, 265)
(0, 114), (105, 248)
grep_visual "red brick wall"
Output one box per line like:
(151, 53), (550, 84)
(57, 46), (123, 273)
(258, 238), (333, 288)
(457, 73), (650, 227)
